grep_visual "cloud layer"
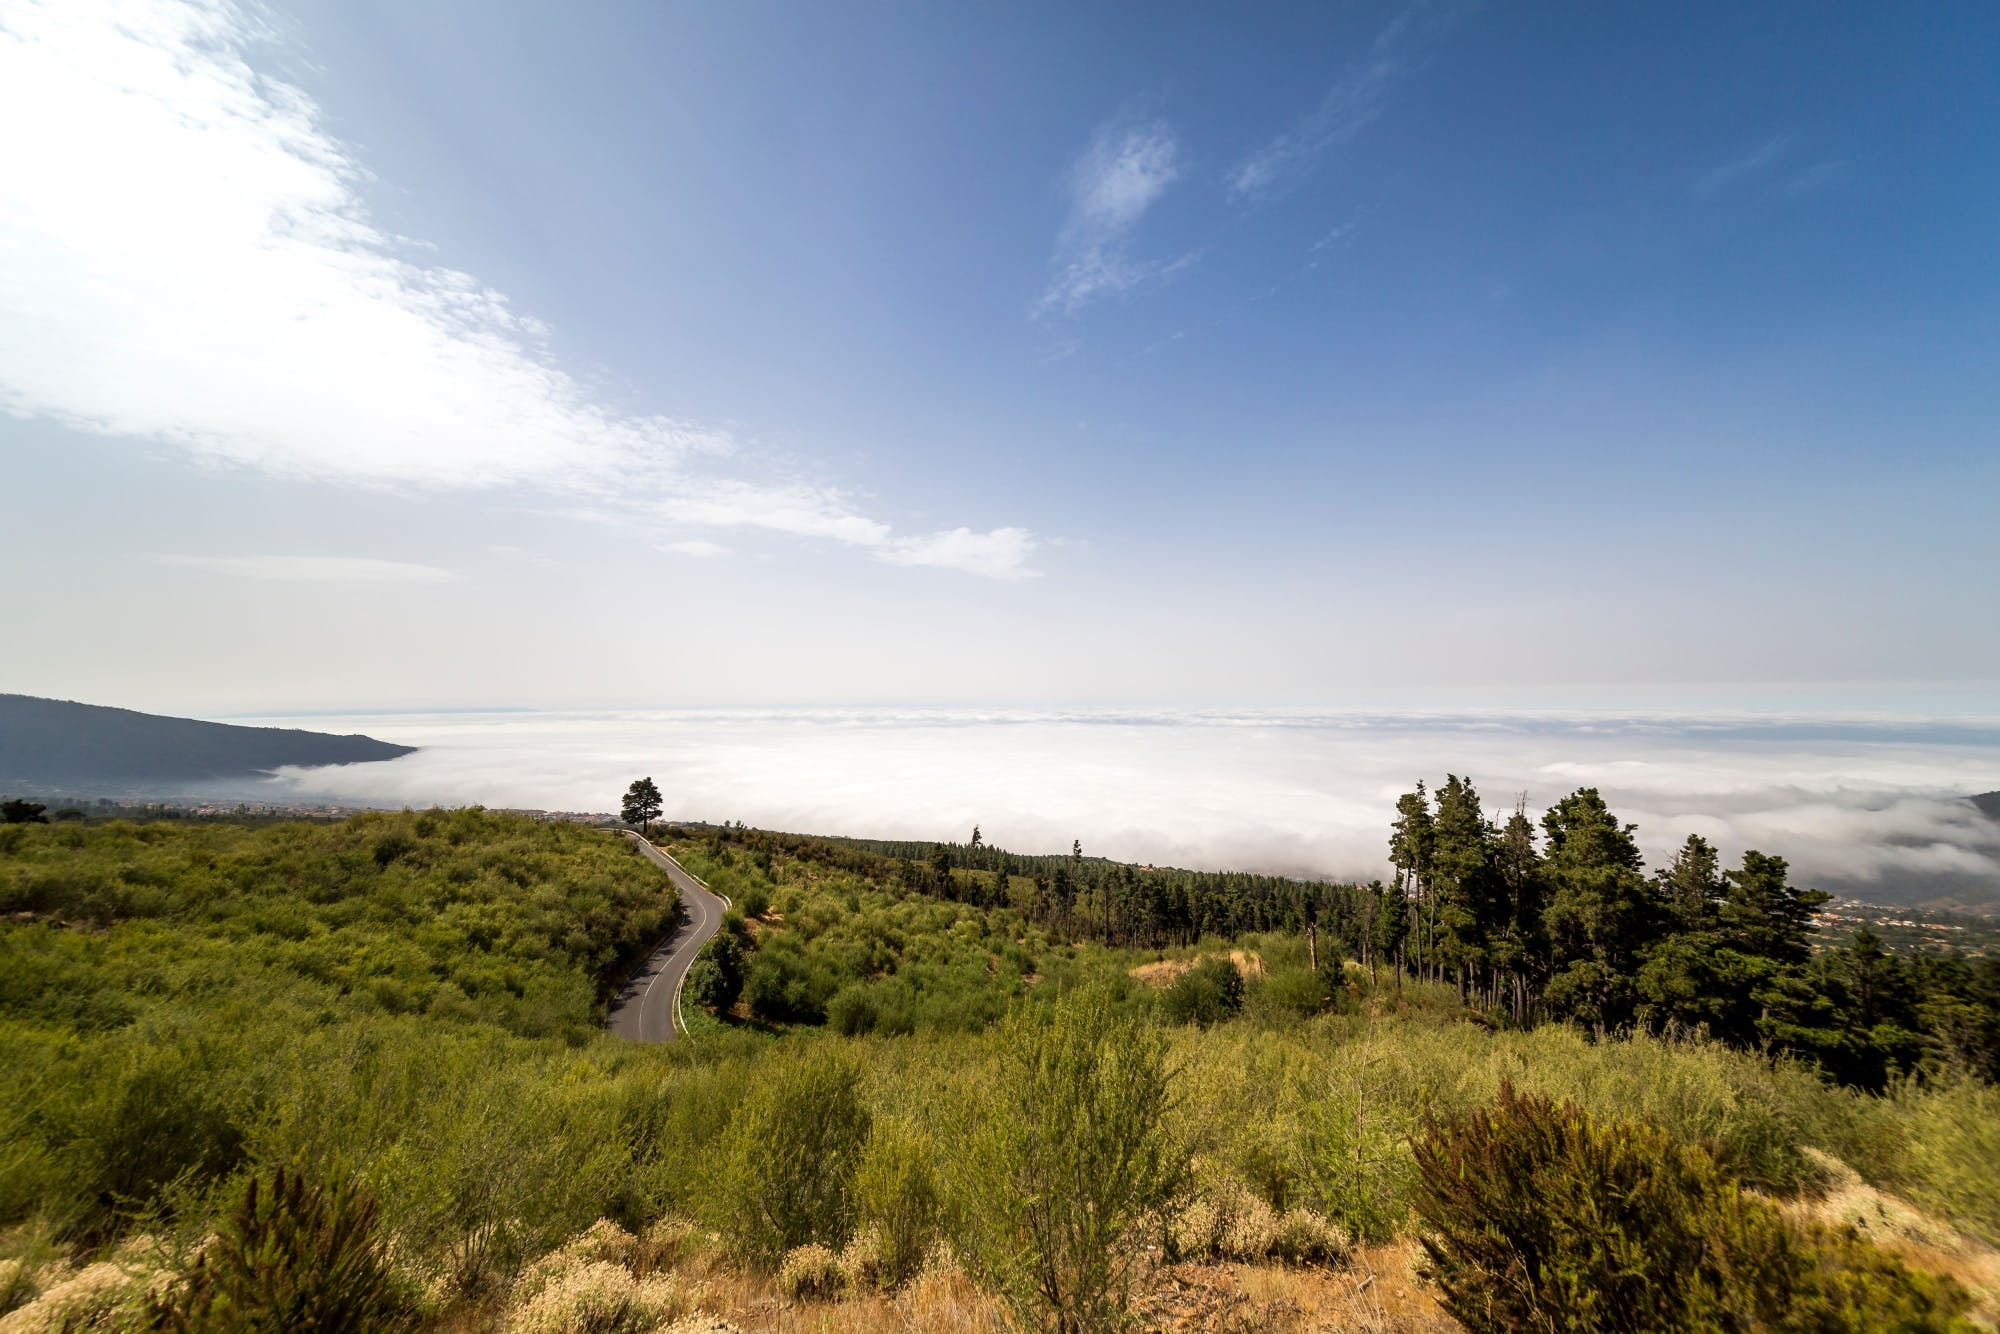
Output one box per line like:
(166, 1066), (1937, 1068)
(1225, 6), (1443, 200)
(0, 0), (1036, 577)
(1041, 121), (1184, 315)
(257, 707), (2000, 910)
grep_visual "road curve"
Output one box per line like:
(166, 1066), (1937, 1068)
(606, 830), (730, 1042)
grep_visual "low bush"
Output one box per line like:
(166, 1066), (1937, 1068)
(1162, 957), (1243, 1027)
(959, 987), (1187, 1333)
(714, 1045), (870, 1265)
(1269, 1208), (1347, 1266)
(854, 1118), (943, 1287)
(735, 883), (771, 920)
(777, 1243), (848, 1300)
(685, 931), (746, 1013)
(152, 1162), (415, 1333)
(1411, 1083), (1973, 1333)
(1257, 967), (1336, 1020)
(1167, 1175), (1347, 1267)
(1893, 1077), (2000, 1246)
(2, 1258), (152, 1331)
(503, 1256), (682, 1334)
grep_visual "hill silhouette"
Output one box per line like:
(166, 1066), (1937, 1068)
(0, 694), (414, 790)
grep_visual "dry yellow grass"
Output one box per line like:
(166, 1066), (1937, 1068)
(1780, 1148), (2000, 1322)
(1128, 951), (1265, 990)
(469, 1218), (1461, 1333)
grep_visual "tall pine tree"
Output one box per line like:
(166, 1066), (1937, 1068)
(1539, 788), (1659, 1030)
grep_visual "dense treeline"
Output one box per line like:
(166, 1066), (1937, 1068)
(1370, 778), (2000, 1089)
(802, 829), (1369, 954)
(771, 793), (2000, 1091)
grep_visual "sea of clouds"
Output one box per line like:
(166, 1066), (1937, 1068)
(249, 708), (2000, 909)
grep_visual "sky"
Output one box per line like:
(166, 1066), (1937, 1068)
(2, 0), (1997, 715)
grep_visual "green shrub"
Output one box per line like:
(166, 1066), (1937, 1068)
(153, 1162), (414, 1332)
(742, 936), (835, 1024)
(1162, 957), (1244, 1027)
(854, 1118), (943, 1287)
(827, 984), (880, 1037)
(28, 1033), (249, 1237)
(1894, 1077), (2000, 1246)
(958, 987), (1187, 1333)
(1258, 967), (1335, 1020)
(686, 931), (746, 1013)
(1411, 1083), (1972, 1333)
(1289, 1036), (1420, 1244)
(715, 1045), (871, 1265)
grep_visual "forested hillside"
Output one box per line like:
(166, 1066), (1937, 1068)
(764, 780), (2000, 1092)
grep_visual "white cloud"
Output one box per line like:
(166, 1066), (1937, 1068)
(879, 527), (1042, 580)
(154, 554), (460, 583)
(1695, 135), (1792, 198)
(1040, 121), (1184, 316)
(1227, 13), (1417, 200)
(1783, 160), (1847, 198)
(1068, 124), (1181, 237)
(652, 484), (1040, 578)
(0, 0), (1038, 579)
(664, 540), (729, 558)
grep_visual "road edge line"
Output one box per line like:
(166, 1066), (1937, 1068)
(662, 845), (728, 1039)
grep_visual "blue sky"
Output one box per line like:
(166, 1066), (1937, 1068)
(1, 0), (1995, 713)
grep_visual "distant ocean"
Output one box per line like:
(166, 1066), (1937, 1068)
(243, 707), (2000, 909)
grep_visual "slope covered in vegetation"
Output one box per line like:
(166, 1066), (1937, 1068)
(3, 808), (1998, 1331)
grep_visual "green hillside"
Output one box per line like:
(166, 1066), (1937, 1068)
(2, 807), (1997, 1331)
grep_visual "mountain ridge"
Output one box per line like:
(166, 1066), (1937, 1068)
(0, 693), (415, 791)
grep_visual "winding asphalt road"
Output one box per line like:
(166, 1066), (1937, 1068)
(606, 830), (730, 1042)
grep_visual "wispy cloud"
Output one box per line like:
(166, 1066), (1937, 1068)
(0, 0), (1038, 579)
(1694, 135), (1792, 198)
(154, 555), (460, 584)
(1309, 222), (1357, 254)
(1039, 120), (1186, 316)
(1226, 8), (1434, 200)
(664, 540), (729, 559)
(1783, 159), (1848, 197)
(878, 527), (1041, 581)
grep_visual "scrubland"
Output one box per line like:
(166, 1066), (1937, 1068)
(3, 811), (1997, 1330)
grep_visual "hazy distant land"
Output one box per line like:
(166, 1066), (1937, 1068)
(0, 693), (415, 792)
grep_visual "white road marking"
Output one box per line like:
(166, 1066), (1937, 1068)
(608, 831), (729, 1042)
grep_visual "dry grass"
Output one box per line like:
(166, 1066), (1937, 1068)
(1130, 958), (1197, 988)
(0, 1258), (154, 1334)
(1129, 1242), (1454, 1333)
(686, 1253), (1006, 1332)
(1129, 951), (1265, 990)
(462, 1217), (1460, 1332)
(1781, 1148), (2000, 1321)
(696, 1255), (1454, 1333)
